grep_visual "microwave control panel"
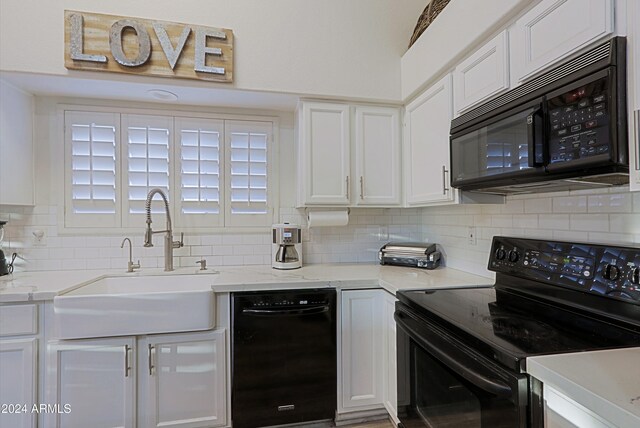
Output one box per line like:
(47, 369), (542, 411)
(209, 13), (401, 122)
(547, 76), (610, 164)
(489, 237), (640, 304)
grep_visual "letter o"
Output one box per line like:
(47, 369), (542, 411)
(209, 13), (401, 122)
(110, 19), (151, 67)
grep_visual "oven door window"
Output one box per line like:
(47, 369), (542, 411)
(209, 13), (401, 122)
(451, 108), (537, 184)
(409, 344), (520, 428)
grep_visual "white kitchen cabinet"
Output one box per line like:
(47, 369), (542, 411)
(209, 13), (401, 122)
(297, 101), (403, 207)
(628, 0), (640, 191)
(298, 101), (351, 205)
(138, 330), (227, 428)
(340, 290), (384, 412)
(0, 338), (37, 428)
(543, 384), (611, 428)
(404, 74), (457, 206)
(0, 79), (34, 206)
(353, 106), (402, 206)
(382, 292), (398, 423)
(47, 337), (136, 428)
(510, 0), (613, 85)
(454, 31), (509, 115)
(47, 329), (227, 428)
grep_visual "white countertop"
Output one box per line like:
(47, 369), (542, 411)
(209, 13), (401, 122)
(527, 348), (640, 428)
(0, 263), (494, 302)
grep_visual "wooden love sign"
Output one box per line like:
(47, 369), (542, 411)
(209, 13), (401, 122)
(64, 10), (233, 82)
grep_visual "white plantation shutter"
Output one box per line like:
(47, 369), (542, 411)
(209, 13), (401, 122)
(64, 111), (120, 228)
(63, 108), (277, 231)
(174, 118), (223, 227)
(121, 114), (173, 227)
(225, 121), (273, 227)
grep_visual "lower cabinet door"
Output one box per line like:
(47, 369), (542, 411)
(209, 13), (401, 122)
(138, 329), (226, 428)
(47, 337), (136, 428)
(0, 338), (37, 428)
(340, 290), (384, 411)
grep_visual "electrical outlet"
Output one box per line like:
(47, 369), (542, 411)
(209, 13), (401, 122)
(468, 226), (477, 246)
(32, 229), (47, 246)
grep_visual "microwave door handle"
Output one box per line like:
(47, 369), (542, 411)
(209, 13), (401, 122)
(527, 107), (544, 167)
(395, 310), (513, 398)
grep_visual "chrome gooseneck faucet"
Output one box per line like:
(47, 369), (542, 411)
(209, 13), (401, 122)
(120, 237), (140, 273)
(143, 188), (183, 271)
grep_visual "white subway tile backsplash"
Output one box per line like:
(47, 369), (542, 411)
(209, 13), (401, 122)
(490, 215), (513, 228)
(609, 214), (640, 234)
(199, 235), (223, 246)
(191, 246), (213, 256)
(524, 198), (552, 213)
(422, 187), (639, 276)
(553, 195), (587, 213)
(570, 214), (609, 232)
(501, 199), (524, 214)
(588, 232), (636, 244)
(552, 230), (587, 242)
(512, 215), (538, 229)
(2, 186), (637, 274)
(538, 214), (570, 230)
(587, 193), (632, 213)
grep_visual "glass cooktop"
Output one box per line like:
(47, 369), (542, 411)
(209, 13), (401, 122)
(397, 286), (640, 372)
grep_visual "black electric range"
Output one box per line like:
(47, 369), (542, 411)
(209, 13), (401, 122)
(395, 236), (640, 428)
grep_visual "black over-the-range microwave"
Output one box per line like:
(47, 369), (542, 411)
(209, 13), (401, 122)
(450, 37), (628, 194)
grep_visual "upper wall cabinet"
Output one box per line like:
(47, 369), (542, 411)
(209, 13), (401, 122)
(454, 31), (510, 116)
(510, 0), (613, 85)
(298, 102), (351, 206)
(0, 80), (34, 206)
(354, 106), (402, 206)
(403, 74), (457, 206)
(297, 101), (401, 207)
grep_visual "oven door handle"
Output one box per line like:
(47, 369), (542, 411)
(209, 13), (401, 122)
(395, 310), (514, 399)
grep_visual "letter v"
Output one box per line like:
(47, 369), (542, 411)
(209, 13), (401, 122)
(152, 23), (191, 69)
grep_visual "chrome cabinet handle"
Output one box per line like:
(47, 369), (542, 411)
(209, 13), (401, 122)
(124, 345), (131, 377)
(148, 344), (155, 376)
(346, 176), (350, 199)
(360, 176), (364, 200)
(442, 165), (450, 195)
(635, 110), (640, 171)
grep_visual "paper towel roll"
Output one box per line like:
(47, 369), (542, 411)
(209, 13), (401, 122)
(307, 210), (349, 227)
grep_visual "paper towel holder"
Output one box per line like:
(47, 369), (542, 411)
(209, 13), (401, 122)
(305, 208), (350, 228)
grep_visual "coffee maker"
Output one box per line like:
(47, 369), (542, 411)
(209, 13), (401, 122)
(272, 223), (302, 270)
(0, 221), (11, 276)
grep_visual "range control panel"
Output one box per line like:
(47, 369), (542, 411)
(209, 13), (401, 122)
(489, 237), (640, 304)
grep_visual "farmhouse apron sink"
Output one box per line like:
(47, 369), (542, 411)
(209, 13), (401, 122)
(53, 274), (216, 339)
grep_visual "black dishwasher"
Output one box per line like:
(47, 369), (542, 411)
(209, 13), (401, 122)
(231, 289), (337, 428)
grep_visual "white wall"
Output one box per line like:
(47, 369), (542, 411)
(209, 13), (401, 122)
(422, 188), (640, 277)
(0, 0), (426, 102)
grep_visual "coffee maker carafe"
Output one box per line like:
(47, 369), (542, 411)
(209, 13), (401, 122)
(272, 223), (302, 270)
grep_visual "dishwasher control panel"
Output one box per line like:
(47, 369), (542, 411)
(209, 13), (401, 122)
(234, 288), (335, 309)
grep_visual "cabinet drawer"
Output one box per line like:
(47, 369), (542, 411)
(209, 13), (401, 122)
(0, 304), (38, 336)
